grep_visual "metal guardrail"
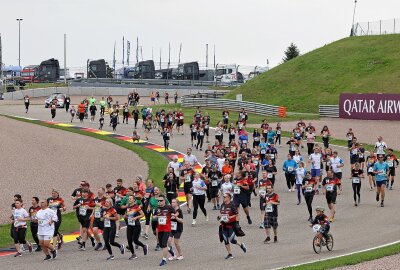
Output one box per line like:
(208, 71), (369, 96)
(181, 97), (284, 117)
(81, 78), (216, 87)
(319, 105), (339, 118)
(182, 91), (228, 99)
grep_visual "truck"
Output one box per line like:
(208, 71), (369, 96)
(125, 60), (155, 79)
(59, 68), (71, 81)
(35, 58), (60, 82)
(214, 64), (244, 84)
(176, 62), (199, 80)
(87, 59), (107, 78)
(20, 65), (39, 83)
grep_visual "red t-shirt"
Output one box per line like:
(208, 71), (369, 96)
(156, 205), (175, 232)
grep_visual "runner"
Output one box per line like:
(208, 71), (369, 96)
(102, 198), (125, 260)
(78, 101), (86, 123)
(366, 153), (377, 190)
(12, 198), (33, 257)
(350, 162), (364, 206)
(69, 105), (76, 123)
(73, 190), (95, 250)
(113, 178), (127, 237)
(35, 199), (58, 261)
(24, 95), (30, 113)
(374, 136), (387, 155)
(275, 123), (282, 147)
(263, 185), (280, 243)
(218, 193), (247, 259)
(161, 127), (171, 151)
(320, 125), (331, 149)
(176, 109), (184, 135)
(155, 194), (175, 266)
(306, 129), (316, 155)
(295, 162), (307, 205)
(253, 128), (261, 148)
(283, 154), (298, 192)
(65, 96), (71, 112)
(302, 171), (317, 222)
(29, 197), (41, 251)
(168, 198), (184, 261)
(309, 147), (322, 191)
(47, 189), (66, 250)
(189, 121), (198, 147)
(107, 95), (113, 109)
(232, 172), (252, 224)
(89, 102), (97, 123)
(164, 171), (179, 203)
(215, 122), (224, 145)
(191, 172), (208, 225)
(196, 125), (205, 151)
(122, 103), (129, 124)
(124, 195), (148, 260)
(329, 151), (344, 181)
(202, 112), (210, 142)
(321, 170), (341, 222)
(346, 128), (355, 148)
(373, 154), (389, 207)
(385, 148), (398, 190)
(99, 97), (106, 116)
(180, 162), (194, 214)
(50, 101), (57, 121)
(258, 171), (273, 228)
(142, 179), (155, 239)
(92, 188), (107, 251)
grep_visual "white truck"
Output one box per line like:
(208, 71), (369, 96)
(214, 64), (243, 85)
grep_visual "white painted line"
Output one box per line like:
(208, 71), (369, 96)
(274, 240), (400, 270)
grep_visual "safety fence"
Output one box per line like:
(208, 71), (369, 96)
(181, 96), (286, 117)
(319, 105), (339, 118)
(352, 18), (400, 36)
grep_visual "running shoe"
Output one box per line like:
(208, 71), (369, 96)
(240, 243), (247, 253)
(78, 244), (86, 251)
(143, 233), (149, 239)
(90, 237), (96, 247)
(120, 244), (125, 254)
(143, 244), (148, 255)
(34, 246), (42, 252)
(206, 215), (209, 222)
(307, 217), (313, 223)
(115, 232), (119, 238)
(129, 254), (138, 260)
(217, 204), (220, 210)
(225, 254), (234, 259)
(168, 256), (176, 261)
(264, 237), (271, 244)
(176, 255), (184, 260)
(274, 236), (278, 243)
(159, 259), (167, 266)
(213, 206), (217, 210)
(14, 252), (22, 257)
(192, 219), (197, 226)
(28, 244), (33, 253)
(381, 201), (384, 207)
(259, 223), (264, 229)
(155, 244), (161, 251)
(247, 216), (252, 225)
(51, 250), (58, 259)
(94, 243), (103, 251)
(106, 255), (115, 261)
(376, 193), (379, 202)
(43, 255), (52, 261)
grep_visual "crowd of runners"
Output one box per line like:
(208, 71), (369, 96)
(11, 94), (397, 265)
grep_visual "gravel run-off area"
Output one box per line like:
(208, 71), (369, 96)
(0, 115), (148, 224)
(332, 253), (400, 270)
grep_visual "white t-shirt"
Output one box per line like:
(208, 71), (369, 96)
(295, 167), (306, 184)
(13, 208), (29, 227)
(192, 179), (206, 195)
(36, 208), (58, 236)
(309, 153), (322, 169)
(375, 141), (387, 154)
(183, 154), (198, 166)
(330, 157), (344, 173)
(217, 158), (226, 171)
(221, 182), (234, 195)
(293, 155), (303, 164)
(168, 161), (181, 177)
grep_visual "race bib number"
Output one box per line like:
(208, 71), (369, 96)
(128, 217), (135, 226)
(115, 196), (121, 202)
(261, 149), (266, 154)
(265, 204), (273, 213)
(359, 153), (364, 158)
(259, 188), (266, 196)
(269, 154), (275, 159)
(185, 175), (191, 183)
(179, 116), (183, 120)
(254, 160), (259, 165)
(171, 221), (177, 231)
(287, 167), (294, 172)
(158, 217), (167, 225)
(25, 100), (29, 103)
(205, 125), (209, 129)
(38, 219), (45, 226)
(200, 132), (204, 136)
(305, 186), (313, 193)
(267, 173), (273, 178)
(368, 167), (373, 173)
(104, 219), (111, 227)
(387, 161), (393, 167)
(352, 149), (358, 155)
(94, 210), (101, 218)
(254, 137), (260, 141)
(221, 215), (229, 222)
(167, 133), (170, 137)
(234, 186), (240, 194)
(79, 206), (87, 216)
(277, 130), (281, 135)
(263, 130), (268, 134)
(352, 177), (360, 184)
(231, 131), (235, 135)
(212, 180), (218, 187)
(242, 140), (248, 144)
(326, 184), (334, 192)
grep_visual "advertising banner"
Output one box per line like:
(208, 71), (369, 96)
(339, 93), (400, 121)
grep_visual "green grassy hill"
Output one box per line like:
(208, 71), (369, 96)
(225, 35), (400, 113)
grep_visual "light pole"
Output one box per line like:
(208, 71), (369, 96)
(351, 0), (358, 36)
(16, 18), (23, 66)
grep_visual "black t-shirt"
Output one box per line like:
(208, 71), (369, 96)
(351, 169), (363, 177)
(71, 188), (82, 198)
(171, 208), (183, 232)
(265, 166), (277, 180)
(164, 177), (179, 193)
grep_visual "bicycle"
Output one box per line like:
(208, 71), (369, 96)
(312, 224), (334, 254)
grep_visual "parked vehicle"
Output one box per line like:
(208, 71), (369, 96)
(125, 60), (155, 79)
(176, 62), (199, 80)
(20, 65), (39, 83)
(59, 68), (71, 81)
(35, 59), (60, 82)
(45, 93), (66, 108)
(87, 59), (107, 78)
(214, 64), (243, 84)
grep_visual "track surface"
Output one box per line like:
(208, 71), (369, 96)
(0, 104), (399, 270)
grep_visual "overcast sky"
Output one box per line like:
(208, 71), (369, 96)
(1, 0), (399, 72)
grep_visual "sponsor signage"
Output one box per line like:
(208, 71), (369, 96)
(339, 93), (400, 121)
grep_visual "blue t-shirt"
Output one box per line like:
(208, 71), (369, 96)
(283, 159), (298, 174)
(267, 131), (276, 144)
(373, 162), (388, 182)
(259, 142), (268, 153)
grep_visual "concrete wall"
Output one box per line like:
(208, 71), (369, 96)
(2, 86), (228, 100)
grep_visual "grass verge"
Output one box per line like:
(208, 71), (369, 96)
(0, 115), (168, 248)
(284, 242), (400, 269)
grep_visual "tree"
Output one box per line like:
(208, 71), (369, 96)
(283, 43), (300, 62)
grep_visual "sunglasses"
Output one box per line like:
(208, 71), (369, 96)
(157, 200), (164, 202)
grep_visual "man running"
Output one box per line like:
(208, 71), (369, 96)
(73, 190), (95, 250)
(155, 195), (175, 266)
(35, 199), (58, 261)
(29, 197), (41, 251)
(263, 185), (280, 243)
(385, 148), (399, 190)
(232, 172), (252, 224)
(321, 170), (341, 222)
(47, 190), (66, 250)
(92, 188), (107, 251)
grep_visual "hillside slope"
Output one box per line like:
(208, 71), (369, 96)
(226, 35), (400, 113)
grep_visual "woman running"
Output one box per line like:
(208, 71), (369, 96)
(124, 195), (148, 259)
(215, 122), (224, 145)
(320, 126), (331, 149)
(253, 128), (261, 149)
(295, 162), (307, 205)
(302, 171), (317, 222)
(102, 198), (125, 260)
(168, 198), (184, 261)
(142, 179), (154, 239)
(24, 95), (30, 113)
(191, 173), (208, 226)
(366, 154), (377, 190)
(47, 189), (66, 250)
(12, 199), (33, 257)
(351, 162), (364, 206)
(196, 126), (205, 151)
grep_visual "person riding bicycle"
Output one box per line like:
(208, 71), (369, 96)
(309, 206), (330, 246)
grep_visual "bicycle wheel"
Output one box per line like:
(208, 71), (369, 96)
(313, 235), (322, 254)
(326, 234), (334, 251)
